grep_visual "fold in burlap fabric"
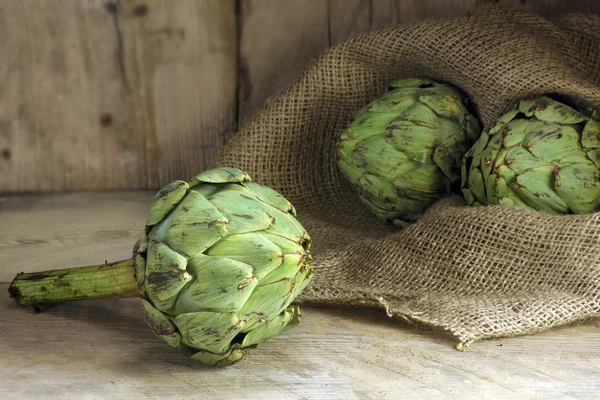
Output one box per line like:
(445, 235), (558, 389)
(214, 6), (600, 348)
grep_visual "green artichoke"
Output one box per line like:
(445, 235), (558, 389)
(461, 97), (600, 214)
(337, 78), (481, 227)
(9, 168), (313, 366)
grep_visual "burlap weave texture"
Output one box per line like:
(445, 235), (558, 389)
(215, 6), (600, 347)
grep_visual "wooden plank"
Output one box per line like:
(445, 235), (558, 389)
(370, 0), (400, 29)
(1, 293), (599, 400)
(0, 191), (154, 282)
(393, 0), (482, 23)
(237, 0), (330, 123)
(498, 0), (600, 16)
(121, 0), (238, 185)
(0, 0), (237, 192)
(328, 0), (371, 44)
(369, 0), (600, 26)
(1, 191), (600, 400)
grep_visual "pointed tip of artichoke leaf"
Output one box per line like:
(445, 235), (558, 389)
(191, 168), (252, 185)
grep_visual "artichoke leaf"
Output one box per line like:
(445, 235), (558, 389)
(172, 311), (245, 354)
(205, 232), (283, 280)
(144, 240), (192, 312)
(519, 97), (586, 124)
(141, 299), (181, 348)
(146, 181), (189, 227)
(148, 190), (229, 258)
(241, 305), (301, 348)
(172, 254), (258, 315)
(208, 185), (274, 235)
(554, 163), (600, 214)
(191, 168), (251, 185)
(239, 279), (295, 332)
(242, 182), (295, 215)
(511, 167), (569, 214)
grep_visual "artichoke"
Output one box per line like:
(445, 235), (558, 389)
(9, 168), (313, 366)
(337, 78), (481, 227)
(461, 97), (600, 214)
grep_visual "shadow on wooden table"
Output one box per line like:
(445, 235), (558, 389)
(4, 288), (461, 373)
(3, 294), (215, 370)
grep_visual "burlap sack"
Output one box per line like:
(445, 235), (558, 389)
(214, 5), (600, 348)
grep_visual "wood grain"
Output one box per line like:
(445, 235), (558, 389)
(2, 0), (599, 192)
(1, 191), (600, 399)
(237, 0), (330, 123)
(0, 0), (237, 192)
(328, 0), (371, 45)
(498, 0), (600, 16)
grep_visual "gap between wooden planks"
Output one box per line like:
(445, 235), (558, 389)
(1, 191), (600, 399)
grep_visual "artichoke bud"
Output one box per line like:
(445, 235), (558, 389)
(135, 168), (313, 366)
(337, 78), (482, 227)
(462, 97), (600, 215)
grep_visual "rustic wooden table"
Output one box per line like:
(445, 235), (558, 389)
(1, 192), (599, 400)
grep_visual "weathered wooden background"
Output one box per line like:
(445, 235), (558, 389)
(1, 0), (599, 192)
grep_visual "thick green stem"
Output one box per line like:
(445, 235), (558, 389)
(8, 259), (141, 307)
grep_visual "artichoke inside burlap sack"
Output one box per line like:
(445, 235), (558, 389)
(214, 6), (600, 348)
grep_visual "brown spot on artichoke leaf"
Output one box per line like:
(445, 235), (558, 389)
(158, 185), (180, 198)
(529, 99), (548, 113)
(265, 213), (276, 226)
(147, 268), (188, 290)
(389, 117), (437, 129)
(151, 325), (176, 337)
(237, 277), (256, 290)
(206, 220), (228, 228)
(232, 214), (254, 219)
(181, 206), (189, 212)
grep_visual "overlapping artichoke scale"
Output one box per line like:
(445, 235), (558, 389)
(147, 190), (229, 258)
(365, 88), (420, 114)
(393, 164), (451, 201)
(204, 233), (283, 280)
(462, 97), (600, 215)
(241, 181), (296, 215)
(350, 134), (415, 178)
(354, 173), (422, 221)
(241, 305), (301, 348)
(141, 299), (181, 349)
(144, 240), (192, 312)
(337, 79), (480, 226)
(172, 310), (245, 354)
(238, 278), (296, 332)
(519, 97), (586, 124)
(555, 163), (600, 213)
(187, 346), (247, 367)
(385, 103), (440, 164)
(190, 167), (252, 186)
(170, 254), (258, 315)
(511, 166), (569, 214)
(137, 168), (312, 365)
(418, 85), (467, 124)
(146, 180), (189, 227)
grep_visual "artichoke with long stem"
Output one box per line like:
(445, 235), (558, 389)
(9, 168), (313, 366)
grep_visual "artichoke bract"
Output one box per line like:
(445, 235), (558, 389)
(461, 97), (600, 214)
(337, 78), (481, 227)
(9, 168), (313, 366)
